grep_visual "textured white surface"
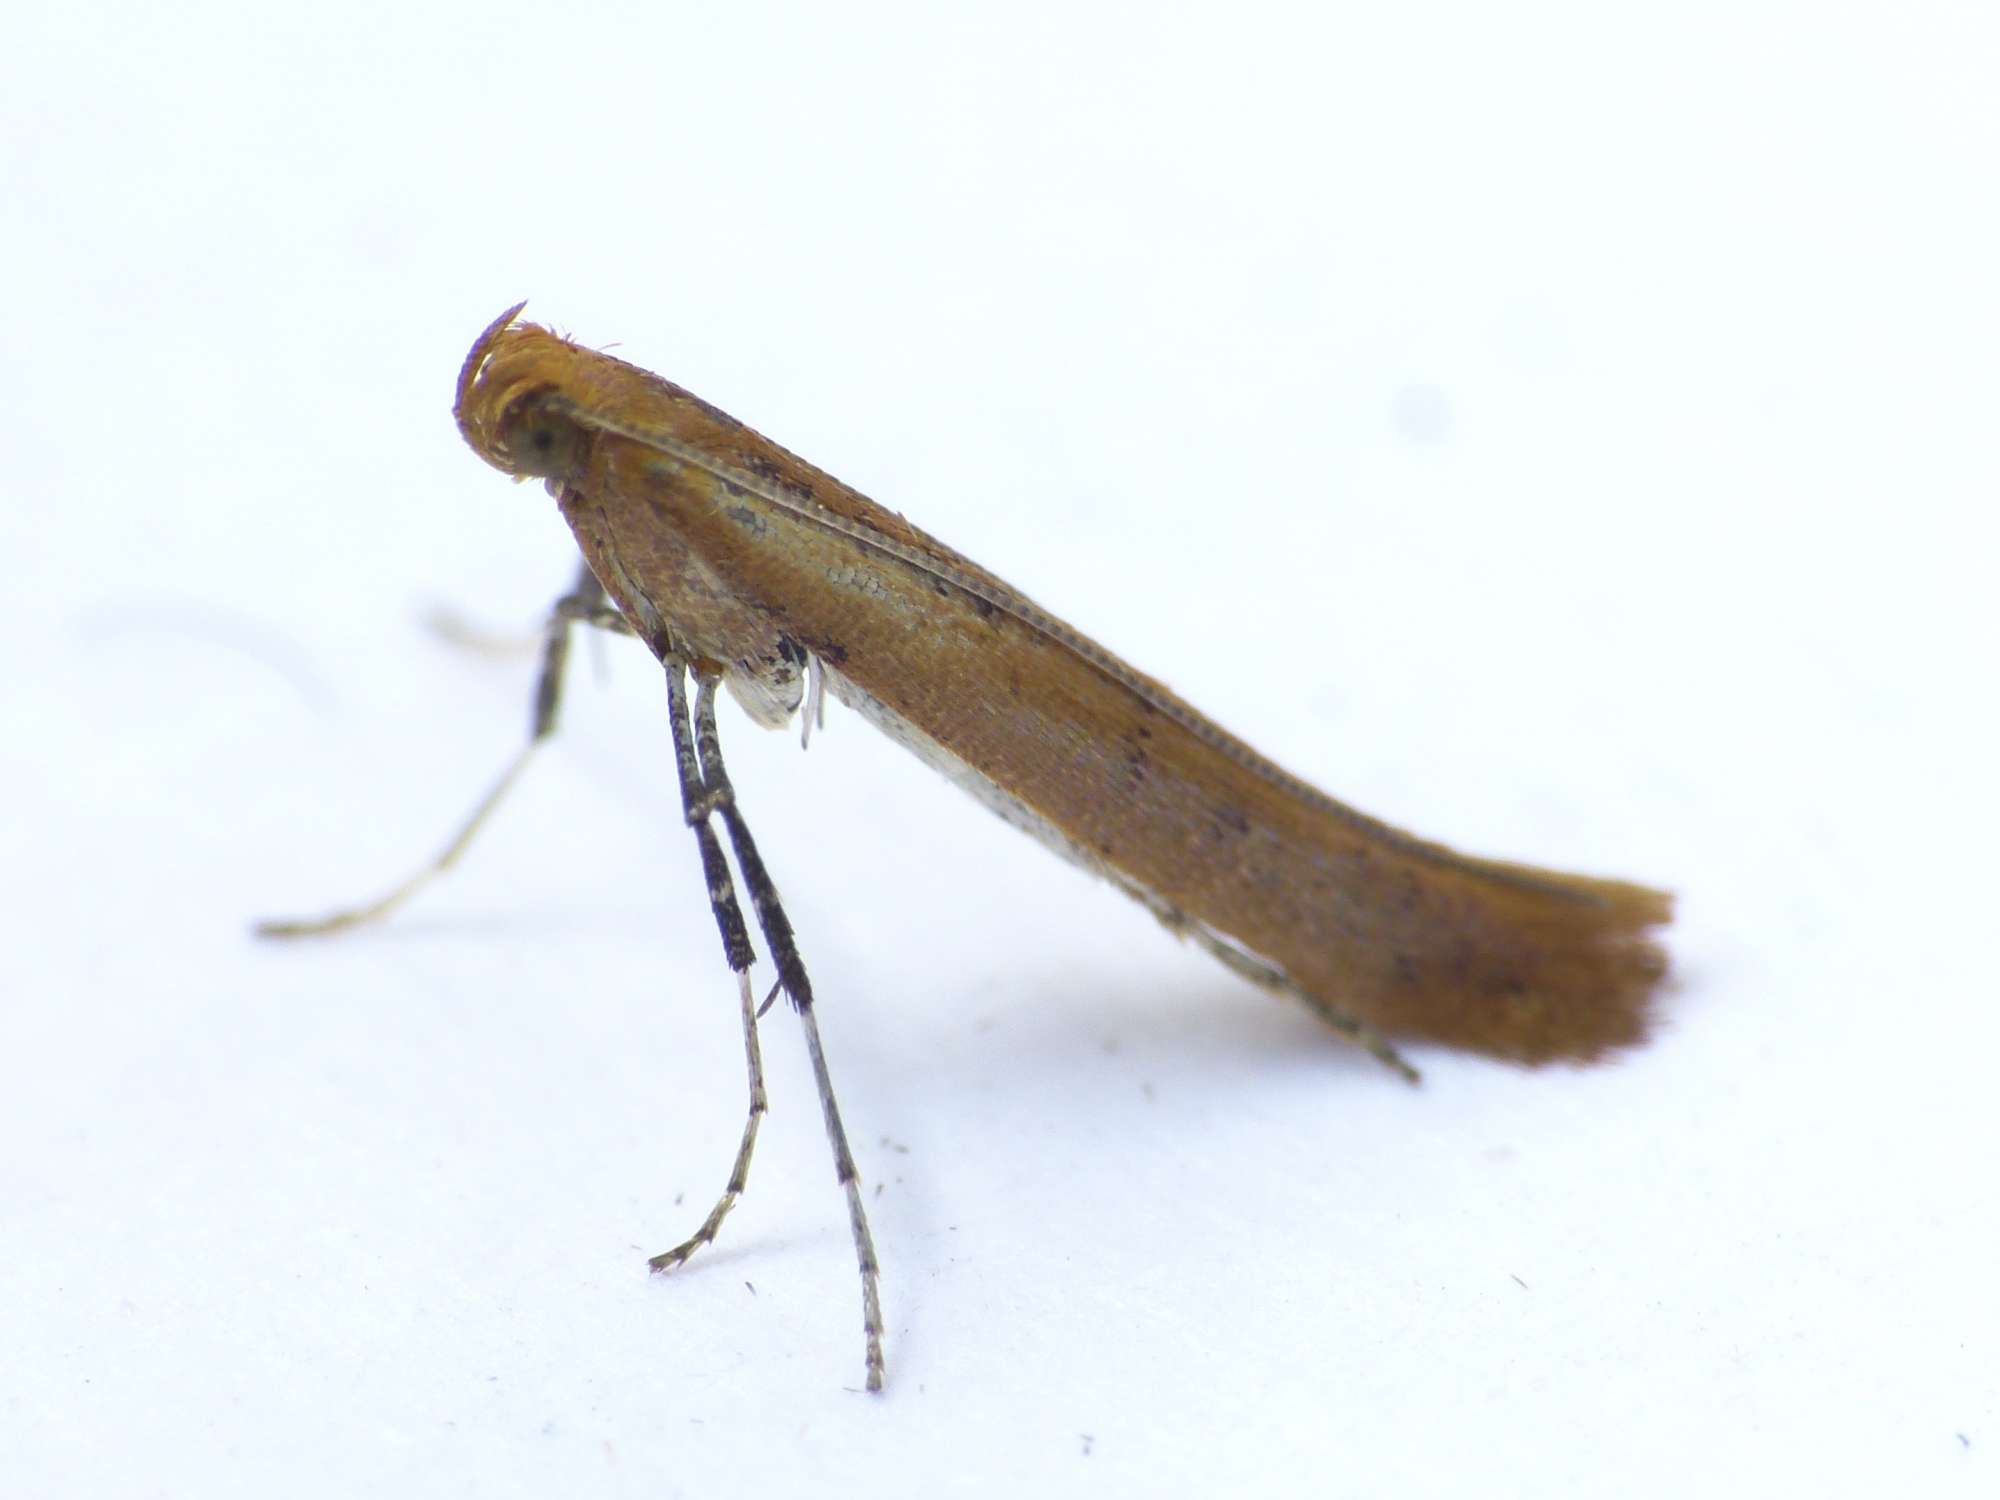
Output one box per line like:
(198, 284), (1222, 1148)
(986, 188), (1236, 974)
(5, 4), (1995, 1496)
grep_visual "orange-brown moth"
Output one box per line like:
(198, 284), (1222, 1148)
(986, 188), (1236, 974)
(264, 303), (1674, 1393)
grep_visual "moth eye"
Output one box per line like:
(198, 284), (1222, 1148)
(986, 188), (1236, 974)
(503, 400), (588, 480)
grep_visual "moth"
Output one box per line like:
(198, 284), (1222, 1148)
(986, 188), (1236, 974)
(263, 304), (1674, 1392)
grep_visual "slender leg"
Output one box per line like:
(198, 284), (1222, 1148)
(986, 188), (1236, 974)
(256, 559), (613, 939)
(1207, 938), (1418, 1084)
(645, 656), (765, 1276)
(650, 661), (886, 1393)
(695, 675), (885, 1393)
(647, 968), (768, 1273)
(1145, 899), (1418, 1084)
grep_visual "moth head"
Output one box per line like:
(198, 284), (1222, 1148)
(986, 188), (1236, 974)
(454, 304), (592, 484)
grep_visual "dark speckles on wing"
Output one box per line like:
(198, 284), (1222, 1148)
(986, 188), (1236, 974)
(1119, 738), (1151, 794)
(740, 452), (807, 499)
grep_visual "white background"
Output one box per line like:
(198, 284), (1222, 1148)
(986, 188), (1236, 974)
(5, 4), (1995, 1496)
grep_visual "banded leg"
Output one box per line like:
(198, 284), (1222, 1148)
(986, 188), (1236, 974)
(650, 660), (885, 1393)
(644, 658), (766, 1273)
(694, 676), (883, 1393)
(256, 558), (613, 939)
